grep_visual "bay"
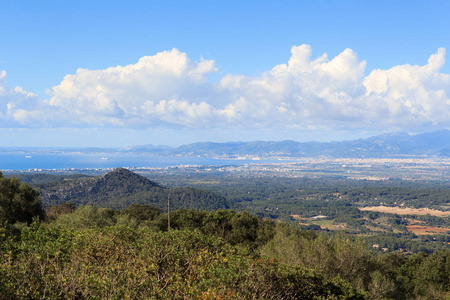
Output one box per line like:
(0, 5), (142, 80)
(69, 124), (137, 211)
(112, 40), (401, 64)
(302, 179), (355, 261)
(0, 152), (277, 171)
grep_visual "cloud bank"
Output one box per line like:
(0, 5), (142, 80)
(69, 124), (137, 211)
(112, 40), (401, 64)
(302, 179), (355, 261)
(1, 45), (450, 133)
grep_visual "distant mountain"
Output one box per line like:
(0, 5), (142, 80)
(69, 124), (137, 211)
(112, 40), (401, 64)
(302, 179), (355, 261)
(349, 129), (450, 157)
(6, 130), (449, 158)
(39, 168), (235, 211)
(121, 130), (450, 158)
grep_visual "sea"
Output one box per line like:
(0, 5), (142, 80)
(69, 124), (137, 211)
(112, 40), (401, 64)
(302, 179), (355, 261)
(0, 152), (279, 171)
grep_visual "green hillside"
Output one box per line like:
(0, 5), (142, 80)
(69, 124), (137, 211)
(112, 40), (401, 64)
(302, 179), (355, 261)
(37, 168), (236, 211)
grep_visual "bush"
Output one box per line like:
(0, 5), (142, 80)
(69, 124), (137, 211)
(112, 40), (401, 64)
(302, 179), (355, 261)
(0, 172), (44, 225)
(0, 222), (364, 299)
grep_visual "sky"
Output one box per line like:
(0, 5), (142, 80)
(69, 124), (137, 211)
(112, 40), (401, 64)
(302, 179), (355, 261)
(1, 0), (450, 147)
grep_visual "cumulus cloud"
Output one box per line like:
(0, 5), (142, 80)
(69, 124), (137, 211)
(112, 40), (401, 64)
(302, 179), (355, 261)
(45, 48), (217, 126)
(1, 45), (450, 133)
(216, 45), (369, 126)
(363, 47), (450, 127)
(0, 70), (45, 126)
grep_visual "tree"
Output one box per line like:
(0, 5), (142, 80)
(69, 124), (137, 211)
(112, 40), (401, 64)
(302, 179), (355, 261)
(0, 172), (44, 224)
(413, 249), (450, 298)
(230, 211), (259, 245)
(122, 204), (162, 221)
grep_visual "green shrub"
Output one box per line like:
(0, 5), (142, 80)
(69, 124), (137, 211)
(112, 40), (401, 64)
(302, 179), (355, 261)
(0, 222), (363, 299)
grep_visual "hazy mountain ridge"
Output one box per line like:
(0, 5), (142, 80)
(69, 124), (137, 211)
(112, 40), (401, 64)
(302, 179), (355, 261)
(38, 168), (235, 211)
(3, 130), (450, 158)
(122, 130), (450, 158)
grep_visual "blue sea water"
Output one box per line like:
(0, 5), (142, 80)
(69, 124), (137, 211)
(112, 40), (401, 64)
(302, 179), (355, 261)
(0, 152), (274, 171)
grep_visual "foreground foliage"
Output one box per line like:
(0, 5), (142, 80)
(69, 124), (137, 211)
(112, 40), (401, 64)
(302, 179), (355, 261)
(0, 172), (44, 225)
(0, 222), (362, 299)
(1, 174), (449, 299)
(260, 223), (450, 299)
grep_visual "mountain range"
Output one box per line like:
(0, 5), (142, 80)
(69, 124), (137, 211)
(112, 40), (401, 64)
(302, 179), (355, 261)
(3, 130), (450, 158)
(122, 130), (450, 158)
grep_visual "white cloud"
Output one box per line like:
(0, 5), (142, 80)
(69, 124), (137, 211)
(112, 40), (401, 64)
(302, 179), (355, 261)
(1, 45), (450, 134)
(45, 48), (217, 127)
(363, 47), (450, 127)
(215, 45), (369, 126)
(0, 70), (45, 126)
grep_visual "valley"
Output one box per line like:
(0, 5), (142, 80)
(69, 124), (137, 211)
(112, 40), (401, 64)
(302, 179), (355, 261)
(10, 166), (450, 254)
(2, 166), (450, 298)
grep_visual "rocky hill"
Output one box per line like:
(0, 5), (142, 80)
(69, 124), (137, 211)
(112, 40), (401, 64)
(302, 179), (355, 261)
(39, 168), (235, 211)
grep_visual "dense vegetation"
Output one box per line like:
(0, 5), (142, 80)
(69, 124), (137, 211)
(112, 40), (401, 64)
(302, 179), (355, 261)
(142, 173), (450, 253)
(0, 172), (45, 225)
(1, 203), (450, 299)
(1, 222), (364, 299)
(9, 170), (450, 254)
(0, 173), (449, 298)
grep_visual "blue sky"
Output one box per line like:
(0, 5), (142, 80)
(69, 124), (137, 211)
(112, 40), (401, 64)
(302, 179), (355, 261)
(1, 0), (450, 147)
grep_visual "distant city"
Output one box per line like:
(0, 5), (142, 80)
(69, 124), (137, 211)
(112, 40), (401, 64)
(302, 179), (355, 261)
(2, 130), (450, 181)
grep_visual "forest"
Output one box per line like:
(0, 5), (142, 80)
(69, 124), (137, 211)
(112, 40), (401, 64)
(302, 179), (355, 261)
(1, 171), (450, 299)
(139, 172), (450, 254)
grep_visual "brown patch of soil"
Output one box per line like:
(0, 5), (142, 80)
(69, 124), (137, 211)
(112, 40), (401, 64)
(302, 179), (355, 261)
(406, 225), (450, 235)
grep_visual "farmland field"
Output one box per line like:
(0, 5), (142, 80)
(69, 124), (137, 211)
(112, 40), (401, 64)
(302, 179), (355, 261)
(359, 206), (450, 217)
(406, 225), (450, 235)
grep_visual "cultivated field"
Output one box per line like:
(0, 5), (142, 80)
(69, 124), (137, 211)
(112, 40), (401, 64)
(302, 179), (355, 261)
(359, 206), (450, 217)
(406, 225), (450, 235)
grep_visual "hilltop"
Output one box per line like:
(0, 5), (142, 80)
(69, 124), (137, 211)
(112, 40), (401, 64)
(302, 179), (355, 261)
(38, 168), (235, 211)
